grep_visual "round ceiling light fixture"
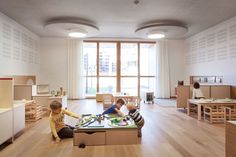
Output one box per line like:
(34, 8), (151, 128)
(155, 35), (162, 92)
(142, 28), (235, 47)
(135, 21), (188, 39)
(44, 18), (99, 38)
(147, 33), (165, 39)
(68, 32), (87, 38)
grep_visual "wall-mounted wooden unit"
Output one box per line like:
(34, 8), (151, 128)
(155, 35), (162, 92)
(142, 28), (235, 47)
(14, 85), (37, 100)
(190, 75), (223, 84)
(11, 75), (36, 85)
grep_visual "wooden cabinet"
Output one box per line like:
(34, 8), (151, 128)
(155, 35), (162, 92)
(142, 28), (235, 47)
(0, 109), (13, 145)
(13, 102), (25, 134)
(211, 85), (231, 99)
(0, 78), (14, 144)
(226, 121), (236, 157)
(177, 85), (232, 108)
(176, 86), (190, 108)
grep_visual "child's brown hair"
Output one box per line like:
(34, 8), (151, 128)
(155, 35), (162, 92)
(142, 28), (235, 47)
(50, 100), (62, 110)
(116, 98), (125, 105)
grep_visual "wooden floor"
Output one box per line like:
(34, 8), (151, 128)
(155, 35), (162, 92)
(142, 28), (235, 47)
(0, 99), (225, 157)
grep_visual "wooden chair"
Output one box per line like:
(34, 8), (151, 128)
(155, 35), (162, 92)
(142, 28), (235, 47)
(204, 105), (225, 123)
(224, 106), (236, 122)
(102, 94), (114, 109)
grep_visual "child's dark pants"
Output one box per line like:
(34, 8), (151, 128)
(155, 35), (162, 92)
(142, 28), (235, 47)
(57, 125), (74, 138)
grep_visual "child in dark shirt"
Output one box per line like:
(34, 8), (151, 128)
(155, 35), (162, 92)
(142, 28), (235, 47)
(102, 98), (125, 117)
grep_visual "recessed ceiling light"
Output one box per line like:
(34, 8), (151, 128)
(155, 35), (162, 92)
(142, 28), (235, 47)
(68, 32), (87, 38)
(147, 33), (165, 39)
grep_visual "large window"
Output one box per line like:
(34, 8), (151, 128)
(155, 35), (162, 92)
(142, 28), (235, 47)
(121, 43), (138, 95)
(99, 43), (117, 93)
(121, 43), (138, 76)
(83, 42), (97, 95)
(140, 43), (156, 95)
(83, 41), (156, 97)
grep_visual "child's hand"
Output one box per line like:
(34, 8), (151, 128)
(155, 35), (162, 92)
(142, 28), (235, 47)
(55, 137), (61, 143)
(78, 117), (83, 122)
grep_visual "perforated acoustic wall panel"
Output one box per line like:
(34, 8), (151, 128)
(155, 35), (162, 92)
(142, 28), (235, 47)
(185, 16), (236, 65)
(0, 12), (40, 76)
(184, 16), (236, 85)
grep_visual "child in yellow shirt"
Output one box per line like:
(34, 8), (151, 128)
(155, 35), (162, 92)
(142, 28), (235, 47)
(49, 100), (80, 142)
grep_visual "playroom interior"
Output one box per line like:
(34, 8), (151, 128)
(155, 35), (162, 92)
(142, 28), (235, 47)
(0, 0), (236, 157)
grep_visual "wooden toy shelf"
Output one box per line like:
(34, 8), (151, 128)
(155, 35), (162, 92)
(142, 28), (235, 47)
(25, 100), (44, 122)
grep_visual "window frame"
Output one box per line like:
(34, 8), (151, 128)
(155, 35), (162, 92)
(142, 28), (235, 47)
(83, 40), (156, 97)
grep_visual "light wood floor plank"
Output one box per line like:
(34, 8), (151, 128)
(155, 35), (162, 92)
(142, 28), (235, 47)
(0, 99), (225, 157)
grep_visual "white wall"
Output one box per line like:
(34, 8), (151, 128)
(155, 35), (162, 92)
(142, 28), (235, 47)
(168, 40), (185, 97)
(0, 12), (40, 77)
(184, 16), (236, 85)
(39, 38), (68, 92)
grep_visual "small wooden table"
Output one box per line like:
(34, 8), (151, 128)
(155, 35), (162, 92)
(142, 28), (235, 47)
(113, 94), (139, 103)
(73, 115), (140, 146)
(187, 99), (236, 120)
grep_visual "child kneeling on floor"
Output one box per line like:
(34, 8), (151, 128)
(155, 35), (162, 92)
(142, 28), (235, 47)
(49, 100), (80, 142)
(126, 103), (144, 137)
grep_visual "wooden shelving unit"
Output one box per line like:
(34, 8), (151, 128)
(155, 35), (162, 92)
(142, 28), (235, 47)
(190, 75), (223, 84)
(25, 100), (44, 122)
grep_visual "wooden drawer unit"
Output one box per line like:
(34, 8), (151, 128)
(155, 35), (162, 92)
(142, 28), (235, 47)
(74, 131), (106, 146)
(106, 129), (139, 145)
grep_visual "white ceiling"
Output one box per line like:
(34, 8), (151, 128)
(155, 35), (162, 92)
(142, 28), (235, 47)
(0, 0), (236, 39)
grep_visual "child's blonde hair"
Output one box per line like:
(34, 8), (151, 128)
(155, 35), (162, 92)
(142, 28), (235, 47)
(50, 100), (62, 110)
(126, 102), (135, 110)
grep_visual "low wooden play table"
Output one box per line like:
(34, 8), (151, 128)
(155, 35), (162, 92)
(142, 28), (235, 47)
(73, 115), (140, 146)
